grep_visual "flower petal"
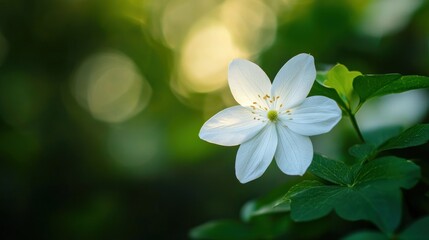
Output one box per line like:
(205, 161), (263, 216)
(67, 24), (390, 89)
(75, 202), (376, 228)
(279, 96), (342, 136)
(199, 106), (266, 146)
(235, 124), (277, 183)
(275, 125), (313, 175)
(228, 59), (272, 108)
(271, 53), (316, 109)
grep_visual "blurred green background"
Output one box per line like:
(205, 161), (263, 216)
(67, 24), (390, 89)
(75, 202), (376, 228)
(1, 0), (428, 239)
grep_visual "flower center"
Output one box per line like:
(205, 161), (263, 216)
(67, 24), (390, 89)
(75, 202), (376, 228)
(267, 110), (278, 122)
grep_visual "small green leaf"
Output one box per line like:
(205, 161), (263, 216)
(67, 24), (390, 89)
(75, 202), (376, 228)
(324, 64), (361, 106)
(379, 124), (429, 151)
(353, 74), (429, 104)
(342, 231), (388, 240)
(309, 154), (352, 185)
(399, 216), (429, 240)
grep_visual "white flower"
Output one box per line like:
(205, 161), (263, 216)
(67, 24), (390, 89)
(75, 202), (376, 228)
(199, 53), (342, 183)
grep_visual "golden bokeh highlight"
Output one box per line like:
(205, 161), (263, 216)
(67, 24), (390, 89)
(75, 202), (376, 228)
(72, 51), (152, 123)
(179, 20), (247, 93)
(160, 0), (277, 96)
(219, 0), (277, 55)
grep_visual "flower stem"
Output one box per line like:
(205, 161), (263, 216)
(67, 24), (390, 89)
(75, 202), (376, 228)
(347, 110), (364, 142)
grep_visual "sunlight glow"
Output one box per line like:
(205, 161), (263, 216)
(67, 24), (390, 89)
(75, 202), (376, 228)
(219, 0), (276, 55)
(179, 21), (247, 93)
(161, 0), (276, 96)
(72, 51), (151, 123)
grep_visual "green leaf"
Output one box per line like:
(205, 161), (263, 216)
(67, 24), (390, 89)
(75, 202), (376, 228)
(348, 143), (376, 160)
(354, 156), (421, 189)
(399, 216), (429, 240)
(282, 180), (324, 201)
(338, 186), (402, 233)
(289, 184), (401, 233)
(324, 64), (361, 106)
(353, 74), (429, 104)
(342, 231), (388, 240)
(284, 156), (421, 234)
(309, 80), (348, 113)
(348, 125), (428, 161)
(379, 124), (429, 151)
(289, 185), (347, 221)
(309, 154), (352, 185)
(348, 127), (403, 161)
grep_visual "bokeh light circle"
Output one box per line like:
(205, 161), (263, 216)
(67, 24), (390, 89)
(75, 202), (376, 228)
(72, 51), (152, 123)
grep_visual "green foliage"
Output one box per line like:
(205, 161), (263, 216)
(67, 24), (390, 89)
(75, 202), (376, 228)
(281, 155), (421, 234)
(379, 124), (429, 151)
(355, 157), (421, 189)
(323, 64), (361, 107)
(281, 68), (429, 237)
(349, 124), (429, 161)
(311, 64), (361, 114)
(353, 74), (429, 105)
(282, 180), (324, 199)
(308, 154), (354, 185)
(312, 67), (429, 119)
